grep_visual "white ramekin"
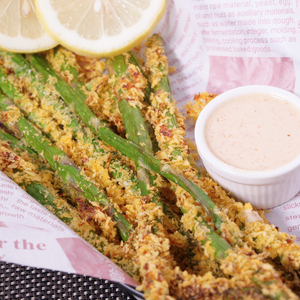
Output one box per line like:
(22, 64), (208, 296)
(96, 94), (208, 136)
(195, 85), (300, 209)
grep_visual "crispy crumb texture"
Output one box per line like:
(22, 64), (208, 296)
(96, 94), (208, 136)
(0, 37), (299, 300)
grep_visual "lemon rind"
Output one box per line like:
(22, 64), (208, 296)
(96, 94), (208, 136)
(34, 0), (167, 58)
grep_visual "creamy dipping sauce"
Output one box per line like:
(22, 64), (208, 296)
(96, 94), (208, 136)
(205, 93), (300, 171)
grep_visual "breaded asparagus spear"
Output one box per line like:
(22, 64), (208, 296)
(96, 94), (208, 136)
(0, 53), (175, 244)
(28, 52), (237, 261)
(0, 140), (106, 249)
(47, 48), (153, 196)
(108, 55), (211, 297)
(1, 141), (296, 299)
(48, 50), (231, 279)
(0, 126), (107, 229)
(0, 53), (142, 203)
(144, 34), (246, 249)
(0, 140), (138, 278)
(29, 53), (229, 237)
(0, 96), (132, 241)
(42, 47), (238, 295)
(49, 48), (156, 196)
(46, 48), (197, 240)
(107, 54), (153, 196)
(167, 247), (298, 300)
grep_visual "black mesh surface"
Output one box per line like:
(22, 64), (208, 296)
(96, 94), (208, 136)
(0, 261), (139, 300)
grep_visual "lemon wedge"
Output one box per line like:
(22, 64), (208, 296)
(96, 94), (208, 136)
(0, 0), (58, 53)
(34, 0), (167, 57)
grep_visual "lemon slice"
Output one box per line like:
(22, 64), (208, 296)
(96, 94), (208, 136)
(34, 0), (167, 57)
(0, 0), (58, 53)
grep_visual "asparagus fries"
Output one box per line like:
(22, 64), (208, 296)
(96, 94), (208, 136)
(0, 132), (138, 278)
(0, 93), (132, 241)
(0, 36), (299, 299)
(47, 47), (210, 298)
(28, 53), (233, 235)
